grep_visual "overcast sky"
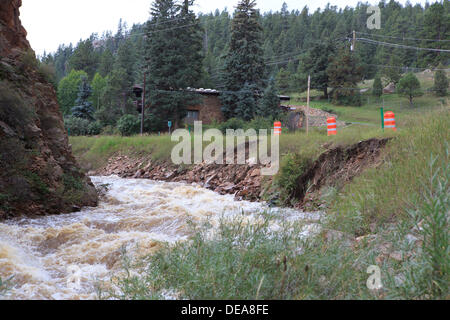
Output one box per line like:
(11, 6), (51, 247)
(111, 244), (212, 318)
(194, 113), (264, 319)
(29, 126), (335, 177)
(20, 0), (429, 55)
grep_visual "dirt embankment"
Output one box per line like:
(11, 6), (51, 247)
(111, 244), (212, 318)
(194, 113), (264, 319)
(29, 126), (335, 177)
(292, 138), (391, 206)
(91, 138), (391, 206)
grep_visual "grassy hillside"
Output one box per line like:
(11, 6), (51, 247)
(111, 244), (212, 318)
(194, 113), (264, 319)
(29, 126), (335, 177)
(98, 107), (448, 300)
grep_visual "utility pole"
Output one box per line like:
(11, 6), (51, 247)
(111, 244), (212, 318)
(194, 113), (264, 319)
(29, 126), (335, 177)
(306, 75), (310, 135)
(141, 73), (146, 136)
(352, 30), (356, 52)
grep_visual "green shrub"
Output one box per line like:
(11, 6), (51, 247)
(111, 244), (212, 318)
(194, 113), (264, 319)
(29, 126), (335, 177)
(333, 90), (362, 106)
(101, 125), (118, 135)
(25, 172), (49, 199)
(87, 121), (103, 136)
(38, 63), (56, 86)
(218, 117), (247, 133)
(275, 153), (313, 205)
(247, 116), (274, 132)
(0, 81), (34, 129)
(0, 193), (10, 211)
(19, 50), (38, 72)
(63, 173), (84, 191)
(117, 114), (140, 136)
(64, 117), (90, 136)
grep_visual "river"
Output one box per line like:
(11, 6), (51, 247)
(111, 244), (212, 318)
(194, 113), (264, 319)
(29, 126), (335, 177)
(0, 176), (322, 300)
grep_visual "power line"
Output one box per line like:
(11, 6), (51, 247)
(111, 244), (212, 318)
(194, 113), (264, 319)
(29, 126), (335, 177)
(366, 63), (450, 71)
(355, 31), (450, 43)
(352, 37), (450, 52)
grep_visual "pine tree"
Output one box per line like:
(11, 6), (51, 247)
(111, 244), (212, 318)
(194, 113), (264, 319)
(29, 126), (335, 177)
(145, 0), (203, 129)
(235, 83), (258, 121)
(221, 0), (265, 120)
(433, 64), (448, 97)
(384, 54), (402, 85)
(275, 68), (291, 94)
(297, 41), (336, 98)
(327, 47), (363, 106)
(115, 39), (137, 113)
(96, 68), (127, 126)
(68, 37), (100, 80)
(258, 79), (281, 119)
(419, 2), (450, 66)
(98, 49), (114, 77)
(372, 75), (383, 98)
(397, 72), (423, 107)
(71, 76), (95, 120)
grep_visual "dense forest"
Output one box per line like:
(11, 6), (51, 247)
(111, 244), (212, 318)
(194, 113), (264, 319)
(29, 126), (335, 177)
(39, 0), (449, 134)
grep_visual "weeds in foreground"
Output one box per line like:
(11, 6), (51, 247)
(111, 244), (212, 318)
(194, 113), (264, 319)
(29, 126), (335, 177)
(99, 214), (381, 300)
(101, 148), (448, 300)
(386, 151), (449, 299)
(0, 276), (13, 296)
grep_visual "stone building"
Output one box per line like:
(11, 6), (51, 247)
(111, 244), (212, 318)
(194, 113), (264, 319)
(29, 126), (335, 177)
(185, 89), (224, 125)
(184, 88), (291, 125)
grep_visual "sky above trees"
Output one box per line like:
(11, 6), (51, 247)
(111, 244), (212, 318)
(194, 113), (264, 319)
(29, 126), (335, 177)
(21, 0), (429, 55)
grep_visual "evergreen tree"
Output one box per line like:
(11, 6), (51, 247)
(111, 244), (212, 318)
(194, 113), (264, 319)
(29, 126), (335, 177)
(258, 79), (281, 119)
(52, 44), (73, 82)
(95, 68), (127, 126)
(235, 83), (259, 121)
(114, 39), (137, 113)
(327, 47), (363, 106)
(145, 0), (203, 129)
(297, 41), (336, 98)
(71, 76), (95, 120)
(57, 69), (88, 115)
(69, 38), (100, 79)
(397, 72), (423, 107)
(221, 0), (265, 120)
(419, 2), (450, 66)
(98, 49), (114, 77)
(433, 64), (448, 97)
(275, 68), (291, 94)
(372, 75), (383, 98)
(384, 54), (402, 85)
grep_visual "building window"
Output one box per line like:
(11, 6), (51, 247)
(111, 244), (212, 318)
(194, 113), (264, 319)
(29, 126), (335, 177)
(186, 110), (199, 121)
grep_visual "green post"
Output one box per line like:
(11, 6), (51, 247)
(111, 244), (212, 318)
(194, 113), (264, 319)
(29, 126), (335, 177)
(381, 107), (384, 131)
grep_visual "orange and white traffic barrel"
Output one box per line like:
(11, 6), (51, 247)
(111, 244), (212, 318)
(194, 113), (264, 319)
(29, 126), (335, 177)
(384, 111), (397, 131)
(274, 121), (282, 135)
(327, 117), (337, 136)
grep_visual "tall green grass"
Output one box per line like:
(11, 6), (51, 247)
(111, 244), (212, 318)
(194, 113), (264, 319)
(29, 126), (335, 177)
(70, 135), (175, 170)
(329, 109), (449, 235)
(385, 151), (449, 299)
(71, 123), (390, 172)
(100, 214), (378, 300)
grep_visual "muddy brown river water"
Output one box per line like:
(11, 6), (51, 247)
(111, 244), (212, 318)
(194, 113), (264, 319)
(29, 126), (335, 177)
(0, 176), (322, 300)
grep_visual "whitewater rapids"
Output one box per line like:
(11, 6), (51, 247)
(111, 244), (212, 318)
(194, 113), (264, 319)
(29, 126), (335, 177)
(0, 176), (322, 300)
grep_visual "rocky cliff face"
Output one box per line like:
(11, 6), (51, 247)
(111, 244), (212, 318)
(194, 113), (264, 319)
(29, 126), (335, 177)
(0, 0), (98, 219)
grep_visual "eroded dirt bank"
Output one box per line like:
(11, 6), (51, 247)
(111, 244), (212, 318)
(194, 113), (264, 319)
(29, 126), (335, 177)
(90, 138), (391, 206)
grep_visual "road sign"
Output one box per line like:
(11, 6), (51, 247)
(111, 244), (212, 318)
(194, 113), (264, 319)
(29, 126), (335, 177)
(168, 121), (172, 128)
